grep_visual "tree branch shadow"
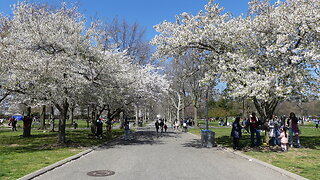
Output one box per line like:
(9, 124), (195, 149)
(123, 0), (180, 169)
(97, 130), (180, 150)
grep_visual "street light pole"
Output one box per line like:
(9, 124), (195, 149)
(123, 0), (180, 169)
(206, 86), (209, 130)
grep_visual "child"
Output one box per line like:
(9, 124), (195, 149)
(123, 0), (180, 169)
(231, 117), (242, 150)
(278, 127), (288, 152)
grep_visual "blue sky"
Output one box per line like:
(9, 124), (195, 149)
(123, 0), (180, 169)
(1, 0), (256, 41)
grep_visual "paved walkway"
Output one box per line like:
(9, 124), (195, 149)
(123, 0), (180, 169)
(32, 126), (298, 180)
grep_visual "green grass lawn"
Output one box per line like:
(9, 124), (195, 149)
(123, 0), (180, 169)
(0, 128), (124, 180)
(189, 125), (320, 180)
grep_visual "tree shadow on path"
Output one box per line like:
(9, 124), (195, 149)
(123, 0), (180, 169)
(97, 130), (181, 150)
(181, 138), (227, 151)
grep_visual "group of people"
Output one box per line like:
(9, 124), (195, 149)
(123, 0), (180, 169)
(95, 118), (114, 139)
(231, 112), (301, 152)
(155, 119), (168, 133)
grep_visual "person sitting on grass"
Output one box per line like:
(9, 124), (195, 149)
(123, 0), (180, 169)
(231, 117), (242, 150)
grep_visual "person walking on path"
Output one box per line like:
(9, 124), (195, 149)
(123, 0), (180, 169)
(231, 117), (242, 150)
(124, 119), (131, 140)
(249, 112), (261, 147)
(159, 120), (164, 133)
(96, 118), (103, 139)
(164, 124), (168, 132)
(279, 127), (288, 152)
(155, 120), (160, 133)
(174, 119), (180, 130)
(288, 112), (301, 148)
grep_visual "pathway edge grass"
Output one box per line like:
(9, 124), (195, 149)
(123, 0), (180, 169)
(0, 129), (124, 180)
(189, 125), (320, 180)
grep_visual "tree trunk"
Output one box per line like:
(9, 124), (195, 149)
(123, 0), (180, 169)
(193, 97), (198, 127)
(253, 97), (279, 124)
(181, 99), (185, 120)
(57, 98), (69, 144)
(253, 97), (279, 144)
(23, 107), (32, 137)
(135, 104), (139, 126)
(69, 106), (74, 126)
(50, 105), (55, 132)
(39, 105), (46, 130)
(120, 111), (124, 129)
(143, 107), (147, 123)
(177, 92), (181, 122)
(242, 97), (245, 117)
(90, 105), (97, 135)
(87, 106), (90, 128)
(225, 113), (228, 126)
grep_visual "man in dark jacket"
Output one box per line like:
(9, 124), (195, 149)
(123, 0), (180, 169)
(231, 117), (242, 150)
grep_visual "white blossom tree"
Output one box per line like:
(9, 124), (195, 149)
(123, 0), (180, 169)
(151, 0), (319, 122)
(4, 1), (94, 142)
(2, 0), (169, 143)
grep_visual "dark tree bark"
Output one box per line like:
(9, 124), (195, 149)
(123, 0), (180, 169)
(119, 111), (124, 129)
(90, 105), (97, 135)
(69, 106), (74, 126)
(50, 105), (55, 132)
(23, 107), (32, 137)
(39, 105), (46, 130)
(55, 98), (69, 144)
(253, 97), (279, 124)
(87, 106), (90, 128)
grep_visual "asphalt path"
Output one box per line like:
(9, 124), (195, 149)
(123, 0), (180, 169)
(33, 125), (295, 180)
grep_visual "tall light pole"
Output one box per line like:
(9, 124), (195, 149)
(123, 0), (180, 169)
(205, 86), (209, 130)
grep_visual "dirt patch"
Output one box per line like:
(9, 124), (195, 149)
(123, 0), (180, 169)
(242, 145), (283, 152)
(8, 144), (20, 147)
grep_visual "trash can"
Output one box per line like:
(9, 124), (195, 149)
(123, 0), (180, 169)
(201, 130), (216, 148)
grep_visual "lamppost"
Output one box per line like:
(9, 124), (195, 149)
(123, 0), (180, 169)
(201, 85), (216, 147)
(205, 86), (209, 130)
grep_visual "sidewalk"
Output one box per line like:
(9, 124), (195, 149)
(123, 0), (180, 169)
(20, 126), (308, 180)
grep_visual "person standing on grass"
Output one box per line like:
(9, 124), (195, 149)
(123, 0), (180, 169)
(315, 119), (319, 129)
(279, 127), (288, 152)
(242, 118), (249, 133)
(249, 112), (261, 147)
(231, 117), (242, 150)
(269, 115), (280, 146)
(11, 118), (17, 131)
(288, 112), (301, 148)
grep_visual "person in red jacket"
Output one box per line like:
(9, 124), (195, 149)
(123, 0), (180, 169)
(250, 112), (261, 147)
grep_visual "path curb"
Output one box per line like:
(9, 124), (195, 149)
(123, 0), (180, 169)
(188, 132), (309, 180)
(17, 135), (124, 180)
(226, 148), (309, 180)
(17, 148), (94, 180)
